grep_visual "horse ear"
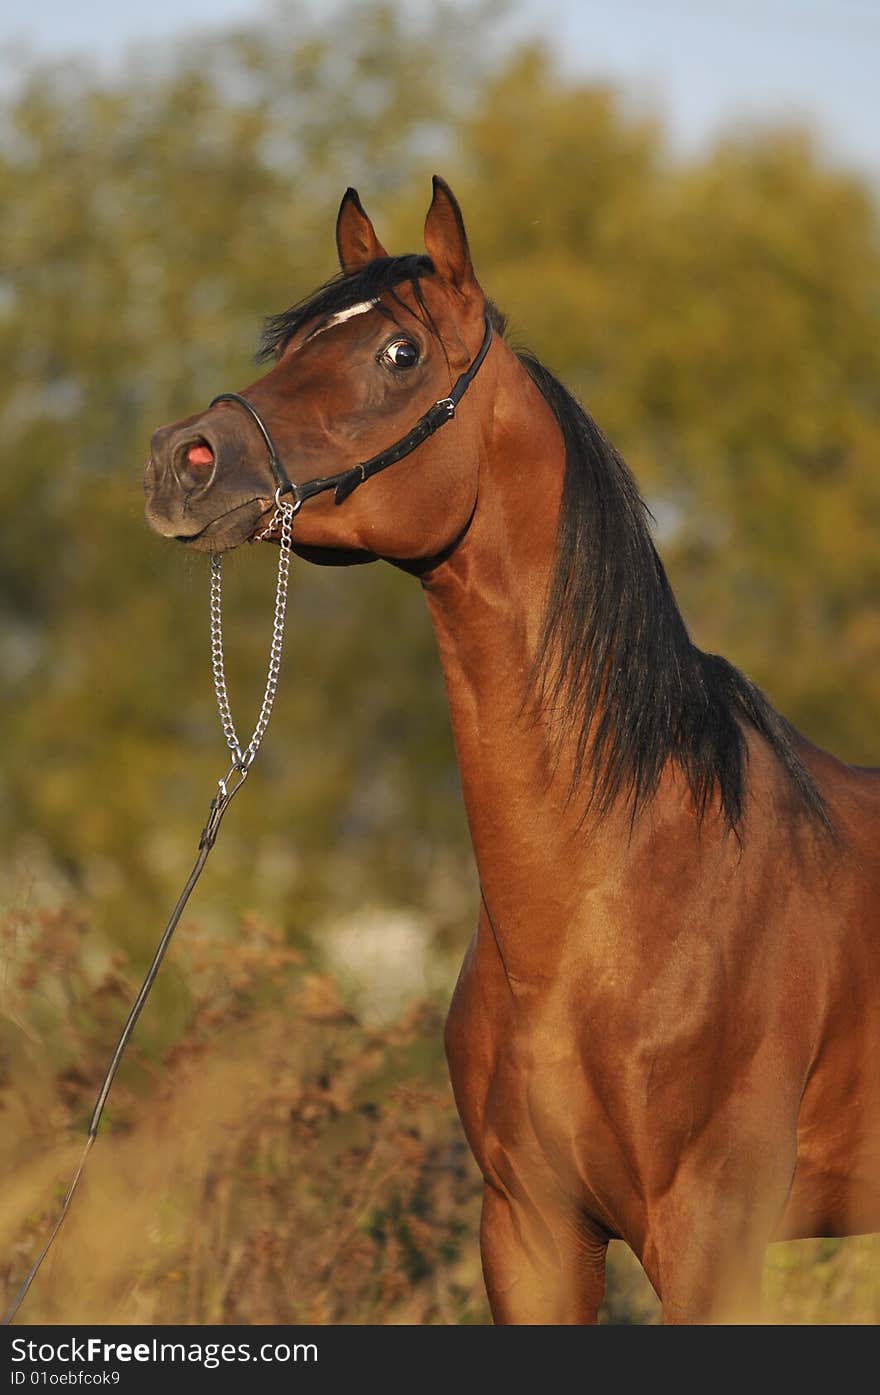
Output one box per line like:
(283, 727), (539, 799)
(423, 176), (478, 295)
(335, 187), (388, 273)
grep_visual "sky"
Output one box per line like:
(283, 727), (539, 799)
(3, 0), (878, 177)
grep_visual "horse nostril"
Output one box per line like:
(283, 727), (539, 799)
(175, 437), (215, 488)
(185, 440), (214, 471)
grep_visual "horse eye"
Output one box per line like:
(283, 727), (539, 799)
(381, 339), (419, 370)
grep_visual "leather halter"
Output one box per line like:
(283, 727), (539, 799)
(209, 309), (493, 508)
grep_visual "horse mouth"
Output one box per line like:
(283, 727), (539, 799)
(170, 497), (274, 552)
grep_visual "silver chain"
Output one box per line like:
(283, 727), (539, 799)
(2, 493), (303, 1325)
(209, 496), (298, 777)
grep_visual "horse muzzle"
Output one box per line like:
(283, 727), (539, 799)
(144, 416), (275, 550)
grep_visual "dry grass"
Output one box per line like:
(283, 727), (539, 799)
(0, 908), (487, 1325)
(1, 908), (876, 1325)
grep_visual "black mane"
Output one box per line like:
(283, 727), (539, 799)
(258, 254), (434, 361)
(521, 354), (829, 832)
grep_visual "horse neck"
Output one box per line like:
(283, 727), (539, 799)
(422, 350), (625, 978)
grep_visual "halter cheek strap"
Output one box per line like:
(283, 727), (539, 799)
(210, 309), (493, 508)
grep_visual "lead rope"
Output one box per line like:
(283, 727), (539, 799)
(3, 495), (297, 1325)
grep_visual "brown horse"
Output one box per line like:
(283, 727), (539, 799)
(144, 178), (880, 1323)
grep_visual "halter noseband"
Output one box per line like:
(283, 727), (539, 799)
(209, 309), (493, 509)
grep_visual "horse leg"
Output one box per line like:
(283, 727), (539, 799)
(641, 1131), (798, 1323)
(480, 1182), (608, 1324)
(647, 1217), (769, 1323)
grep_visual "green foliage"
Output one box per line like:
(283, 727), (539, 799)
(1, 0), (879, 1324)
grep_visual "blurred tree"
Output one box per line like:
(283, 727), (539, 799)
(0, 1), (499, 961)
(1, 12), (878, 981)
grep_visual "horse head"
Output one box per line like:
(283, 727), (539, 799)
(144, 178), (493, 564)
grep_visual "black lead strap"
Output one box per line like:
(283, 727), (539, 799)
(2, 782), (243, 1326)
(211, 308), (493, 508)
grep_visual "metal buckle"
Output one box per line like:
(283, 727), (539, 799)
(435, 397), (456, 418)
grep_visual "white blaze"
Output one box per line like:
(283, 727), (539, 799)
(310, 299), (378, 339)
